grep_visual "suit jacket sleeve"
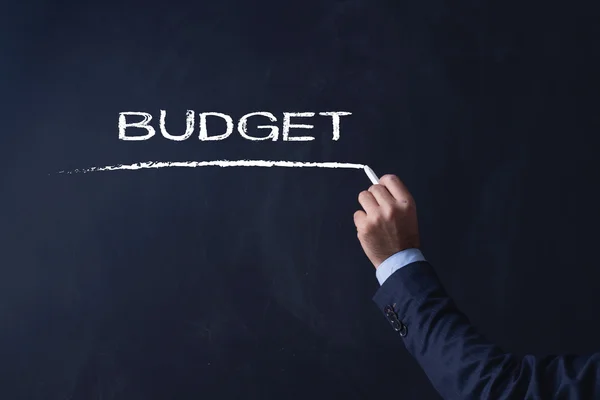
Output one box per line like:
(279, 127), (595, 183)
(373, 261), (600, 399)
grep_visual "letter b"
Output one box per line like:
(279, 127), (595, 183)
(118, 112), (156, 141)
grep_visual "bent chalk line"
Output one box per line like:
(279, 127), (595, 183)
(56, 160), (368, 174)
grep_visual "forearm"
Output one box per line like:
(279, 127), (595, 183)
(373, 261), (600, 399)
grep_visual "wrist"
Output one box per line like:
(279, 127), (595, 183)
(375, 249), (426, 285)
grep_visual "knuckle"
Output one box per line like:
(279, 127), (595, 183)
(363, 221), (375, 232)
(371, 184), (384, 193)
(402, 198), (415, 209)
(381, 206), (394, 219)
(380, 174), (399, 183)
(371, 213), (384, 223)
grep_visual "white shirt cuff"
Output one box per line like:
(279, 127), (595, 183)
(375, 248), (426, 285)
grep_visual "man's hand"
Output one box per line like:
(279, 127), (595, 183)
(353, 174), (420, 268)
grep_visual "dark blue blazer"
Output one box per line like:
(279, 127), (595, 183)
(373, 261), (600, 399)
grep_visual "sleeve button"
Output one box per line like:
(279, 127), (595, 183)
(384, 305), (408, 337)
(398, 322), (407, 337)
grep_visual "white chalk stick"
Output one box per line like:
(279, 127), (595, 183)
(363, 165), (379, 185)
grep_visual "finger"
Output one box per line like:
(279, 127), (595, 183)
(358, 190), (379, 214)
(353, 210), (367, 229)
(368, 184), (395, 206)
(379, 174), (411, 202)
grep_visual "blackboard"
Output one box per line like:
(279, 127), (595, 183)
(2, 1), (600, 399)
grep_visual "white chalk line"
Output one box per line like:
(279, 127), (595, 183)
(56, 160), (367, 174)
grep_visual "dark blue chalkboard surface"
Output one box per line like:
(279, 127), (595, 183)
(2, 1), (600, 398)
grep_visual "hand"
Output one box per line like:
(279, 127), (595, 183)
(353, 174), (420, 268)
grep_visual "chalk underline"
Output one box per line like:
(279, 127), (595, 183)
(56, 160), (368, 174)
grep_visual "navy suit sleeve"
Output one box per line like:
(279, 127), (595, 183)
(373, 261), (600, 399)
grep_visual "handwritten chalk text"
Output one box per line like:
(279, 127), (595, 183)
(118, 111), (352, 142)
